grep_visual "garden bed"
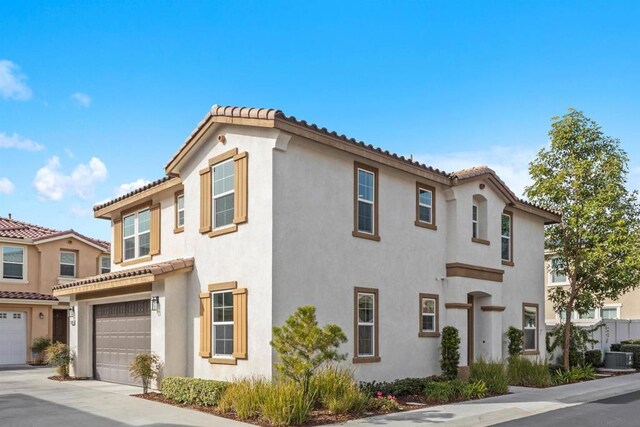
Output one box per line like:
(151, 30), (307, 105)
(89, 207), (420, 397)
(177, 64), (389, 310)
(48, 375), (82, 381)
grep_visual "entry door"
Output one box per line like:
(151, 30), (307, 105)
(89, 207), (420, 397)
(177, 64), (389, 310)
(94, 300), (151, 385)
(0, 312), (27, 365)
(52, 309), (68, 344)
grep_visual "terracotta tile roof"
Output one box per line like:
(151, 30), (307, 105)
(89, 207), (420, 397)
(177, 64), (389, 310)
(52, 257), (195, 291)
(0, 291), (58, 302)
(93, 176), (173, 212)
(0, 217), (109, 251)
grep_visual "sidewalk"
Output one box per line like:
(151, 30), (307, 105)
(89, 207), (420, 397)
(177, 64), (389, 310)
(334, 373), (640, 426)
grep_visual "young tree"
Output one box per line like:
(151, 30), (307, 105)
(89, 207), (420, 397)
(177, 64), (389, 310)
(271, 306), (347, 397)
(526, 109), (640, 370)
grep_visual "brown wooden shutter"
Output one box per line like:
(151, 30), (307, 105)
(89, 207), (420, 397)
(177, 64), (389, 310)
(113, 218), (123, 264)
(232, 288), (248, 359)
(150, 204), (161, 256)
(199, 168), (212, 233)
(233, 152), (248, 224)
(199, 292), (211, 358)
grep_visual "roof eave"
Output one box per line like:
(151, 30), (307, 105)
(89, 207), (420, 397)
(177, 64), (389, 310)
(94, 177), (182, 219)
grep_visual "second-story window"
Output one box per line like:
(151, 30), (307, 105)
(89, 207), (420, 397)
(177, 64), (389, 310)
(501, 212), (512, 262)
(2, 246), (24, 280)
(177, 193), (185, 228)
(472, 204), (479, 238)
(100, 255), (111, 274)
(550, 257), (567, 284)
(353, 162), (380, 241)
(60, 251), (76, 277)
(123, 208), (151, 261)
(213, 159), (235, 229)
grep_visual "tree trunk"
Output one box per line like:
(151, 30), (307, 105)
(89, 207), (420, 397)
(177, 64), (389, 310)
(563, 298), (574, 371)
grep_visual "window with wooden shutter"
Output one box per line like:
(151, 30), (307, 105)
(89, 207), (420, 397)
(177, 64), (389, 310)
(113, 218), (123, 264)
(199, 292), (212, 358)
(233, 152), (248, 224)
(199, 168), (212, 233)
(232, 288), (248, 359)
(150, 204), (161, 255)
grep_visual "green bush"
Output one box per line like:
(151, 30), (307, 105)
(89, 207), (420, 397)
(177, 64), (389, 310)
(424, 379), (466, 403)
(359, 376), (444, 397)
(129, 353), (160, 394)
(553, 365), (596, 384)
(469, 359), (509, 394)
(462, 380), (488, 399)
(367, 393), (401, 412)
(506, 327), (523, 357)
(620, 344), (640, 369)
(621, 340), (640, 345)
(261, 380), (313, 426)
(161, 377), (228, 407)
(610, 343), (622, 352)
(46, 342), (73, 378)
(218, 377), (268, 420)
(584, 350), (602, 368)
(31, 337), (51, 364)
(507, 357), (552, 387)
(440, 326), (461, 379)
(310, 366), (367, 415)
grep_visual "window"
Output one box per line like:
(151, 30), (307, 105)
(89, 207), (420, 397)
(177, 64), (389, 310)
(415, 183), (437, 229)
(578, 309), (596, 320)
(523, 303), (538, 353)
(601, 307), (619, 320)
(59, 251), (76, 277)
(472, 204), (479, 238)
(213, 159), (235, 229)
(353, 163), (379, 240)
(419, 294), (440, 337)
(2, 246), (24, 280)
(212, 291), (234, 357)
(175, 191), (185, 231)
(123, 208), (151, 261)
(354, 287), (379, 362)
(501, 212), (512, 263)
(471, 195), (488, 242)
(100, 256), (111, 274)
(549, 257), (567, 283)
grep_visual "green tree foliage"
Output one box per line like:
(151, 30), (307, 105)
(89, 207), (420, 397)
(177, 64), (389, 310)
(440, 326), (460, 379)
(526, 109), (640, 370)
(270, 306), (347, 398)
(505, 326), (523, 358)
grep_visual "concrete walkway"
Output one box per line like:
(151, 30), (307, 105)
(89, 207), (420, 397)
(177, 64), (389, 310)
(335, 373), (640, 426)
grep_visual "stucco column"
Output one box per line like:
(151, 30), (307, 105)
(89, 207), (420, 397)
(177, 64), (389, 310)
(69, 299), (92, 378)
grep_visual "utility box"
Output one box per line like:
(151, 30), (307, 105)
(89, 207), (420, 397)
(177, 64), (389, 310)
(604, 351), (633, 369)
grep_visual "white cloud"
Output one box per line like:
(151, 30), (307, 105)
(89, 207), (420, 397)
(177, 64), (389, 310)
(71, 92), (91, 107)
(0, 60), (32, 100)
(0, 177), (14, 194)
(115, 178), (151, 197)
(0, 132), (44, 151)
(33, 156), (108, 201)
(417, 145), (538, 198)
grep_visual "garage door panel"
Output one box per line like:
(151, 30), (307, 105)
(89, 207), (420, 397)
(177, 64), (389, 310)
(0, 311), (26, 365)
(94, 300), (150, 385)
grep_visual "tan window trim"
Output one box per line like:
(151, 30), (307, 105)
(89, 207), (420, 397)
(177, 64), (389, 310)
(120, 255), (152, 267)
(415, 183), (437, 230)
(209, 357), (237, 365)
(208, 224), (238, 238)
(522, 302), (539, 355)
(501, 210), (514, 266)
(353, 162), (380, 242)
(418, 293), (440, 338)
(174, 190), (184, 234)
(59, 249), (79, 279)
(121, 200), (153, 217)
(208, 148), (238, 167)
(207, 281), (248, 364)
(353, 287), (380, 363)
(208, 281), (237, 292)
(472, 237), (490, 245)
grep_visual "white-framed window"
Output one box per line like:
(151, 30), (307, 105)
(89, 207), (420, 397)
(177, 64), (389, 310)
(418, 187), (433, 224)
(420, 296), (437, 333)
(2, 246), (25, 280)
(213, 159), (235, 229)
(176, 193), (185, 228)
(357, 168), (375, 234)
(601, 306), (620, 320)
(59, 251), (76, 277)
(123, 208), (151, 261)
(501, 212), (512, 261)
(357, 292), (375, 357)
(472, 204), (479, 239)
(523, 304), (538, 352)
(100, 255), (111, 274)
(549, 257), (567, 284)
(212, 290), (234, 357)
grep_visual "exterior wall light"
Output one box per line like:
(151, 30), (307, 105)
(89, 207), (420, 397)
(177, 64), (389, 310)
(151, 296), (160, 312)
(39, 312), (44, 320)
(69, 306), (76, 326)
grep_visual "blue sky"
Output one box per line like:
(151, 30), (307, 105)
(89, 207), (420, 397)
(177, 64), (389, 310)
(1, 1), (639, 241)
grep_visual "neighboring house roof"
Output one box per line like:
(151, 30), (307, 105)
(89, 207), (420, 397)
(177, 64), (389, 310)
(0, 291), (58, 302)
(0, 216), (110, 251)
(52, 257), (195, 292)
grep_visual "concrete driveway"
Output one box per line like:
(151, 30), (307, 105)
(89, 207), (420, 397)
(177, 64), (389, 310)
(0, 366), (246, 427)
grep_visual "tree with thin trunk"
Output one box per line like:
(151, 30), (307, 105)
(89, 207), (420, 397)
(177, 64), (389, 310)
(526, 109), (640, 371)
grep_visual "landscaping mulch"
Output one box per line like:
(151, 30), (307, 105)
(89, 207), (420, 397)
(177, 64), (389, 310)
(48, 375), (84, 381)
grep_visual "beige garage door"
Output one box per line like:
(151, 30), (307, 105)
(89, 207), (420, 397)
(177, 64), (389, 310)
(94, 300), (150, 385)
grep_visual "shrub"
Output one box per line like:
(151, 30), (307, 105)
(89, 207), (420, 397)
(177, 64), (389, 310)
(359, 376), (444, 397)
(440, 326), (460, 379)
(507, 357), (552, 387)
(424, 379), (465, 403)
(584, 350), (602, 368)
(620, 344), (640, 369)
(129, 353), (160, 394)
(367, 393), (401, 412)
(218, 377), (268, 419)
(161, 377), (228, 406)
(546, 322), (601, 368)
(261, 380), (313, 426)
(506, 327), (523, 357)
(271, 306), (347, 398)
(46, 342), (73, 378)
(553, 365), (596, 384)
(469, 359), (508, 395)
(310, 366), (367, 415)
(462, 380), (488, 399)
(31, 337), (51, 364)
(610, 343), (622, 352)
(621, 339), (640, 345)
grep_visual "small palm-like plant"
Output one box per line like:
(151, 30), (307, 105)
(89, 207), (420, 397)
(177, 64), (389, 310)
(129, 353), (160, 394)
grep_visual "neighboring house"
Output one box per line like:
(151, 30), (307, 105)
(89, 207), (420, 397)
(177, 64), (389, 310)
(544, 254), (640, 325)
(0, 215), (110, 365)
(53, 105), (559, 386)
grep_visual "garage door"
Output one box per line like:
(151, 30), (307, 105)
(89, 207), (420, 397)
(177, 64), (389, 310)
(94, 300), (150, 385)
(0, 311), (26, 365)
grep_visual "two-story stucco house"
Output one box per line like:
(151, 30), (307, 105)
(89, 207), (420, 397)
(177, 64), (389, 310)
(0, 215), (110, 365)
(53, 105), (559, 385)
